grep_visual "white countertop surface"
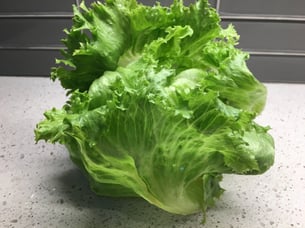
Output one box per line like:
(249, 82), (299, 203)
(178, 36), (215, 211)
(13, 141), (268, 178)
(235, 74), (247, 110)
(0, 76), (304, 228)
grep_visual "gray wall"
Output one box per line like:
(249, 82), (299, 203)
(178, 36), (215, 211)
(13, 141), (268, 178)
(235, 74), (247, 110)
(0, 0), (74, 76)
(0, 0), (304, 82)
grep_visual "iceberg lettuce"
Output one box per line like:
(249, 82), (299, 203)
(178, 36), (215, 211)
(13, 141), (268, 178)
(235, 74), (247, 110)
(35, 0), (274, 219)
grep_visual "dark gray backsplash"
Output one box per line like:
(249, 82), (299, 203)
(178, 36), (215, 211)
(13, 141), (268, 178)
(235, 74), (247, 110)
(221, 21), (305, 52)
(0, 19), (71, 47)
(0, 49), (61, 76)
(219, 0), (305, 16)
(0, 0), (304, 82)
(0, 0), (74, 13)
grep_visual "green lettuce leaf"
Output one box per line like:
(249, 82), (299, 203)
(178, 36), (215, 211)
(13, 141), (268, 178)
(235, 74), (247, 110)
(36, 0), (274, 218)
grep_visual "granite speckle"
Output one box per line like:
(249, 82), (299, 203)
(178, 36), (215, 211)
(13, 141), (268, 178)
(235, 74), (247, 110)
(1, 77), (305, 227)
(10, 219), (18, 223)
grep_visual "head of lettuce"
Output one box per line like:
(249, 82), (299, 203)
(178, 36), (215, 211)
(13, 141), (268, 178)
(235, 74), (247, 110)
(35, 0), (274, 220)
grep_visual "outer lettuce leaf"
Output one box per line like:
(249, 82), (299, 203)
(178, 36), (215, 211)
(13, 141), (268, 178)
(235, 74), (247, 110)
(36, 0), (274, 218)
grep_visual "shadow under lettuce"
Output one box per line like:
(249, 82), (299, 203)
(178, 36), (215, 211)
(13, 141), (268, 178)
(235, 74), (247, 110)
(52, 167), (201, 227)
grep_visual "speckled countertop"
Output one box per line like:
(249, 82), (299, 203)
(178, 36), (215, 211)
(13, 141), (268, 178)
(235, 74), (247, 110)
(0, 76), (304, 228)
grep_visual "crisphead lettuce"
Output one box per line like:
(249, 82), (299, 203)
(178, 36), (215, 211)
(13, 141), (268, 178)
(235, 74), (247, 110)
(35, 0), (274, 218)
